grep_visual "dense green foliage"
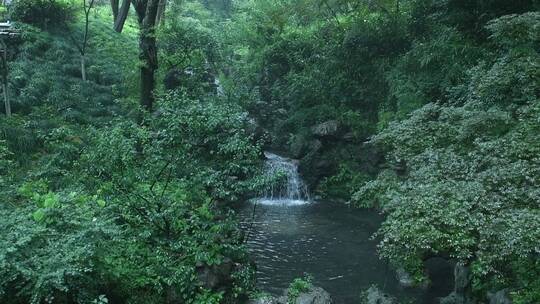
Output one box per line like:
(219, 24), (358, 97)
(286, 275), (313, 304)
(353, 11), (540, 302)
(223, 0), (538, 200)
(222, 0), (539, 302)
(1, 0), (539, 303)
(1, 1), (261, 303)
(10, 0), (74, 28)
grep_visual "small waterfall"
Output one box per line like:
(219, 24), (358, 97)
(258, 151), (310, 205)
(214, 78), (225, 96)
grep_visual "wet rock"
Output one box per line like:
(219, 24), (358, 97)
(290, 134), (309, 159)
(454, 264), (470, 294)
(309, 140), (323, 154)
(250, 286), (332, 304)
(440, 292), (468, 304)
(298, 149), (339, 189)
(276, 108), (288, 116)
(248, 296), (280, 304)
(315, 159), (333, 171)
(342, 132), (355, 142)
(294, 287), (332, 304)
(365, 286), (398, 304)
(488, 289), (512, 304)
(396, 268), (415, 288)
(195, 258), (234, 290)
(311, 120), (340, 138)
(246, 117), (259, 135)
(440, 263), (473, 304)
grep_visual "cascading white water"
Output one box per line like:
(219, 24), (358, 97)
(257, 151), (310, 205)
(214, 78), (224, 96)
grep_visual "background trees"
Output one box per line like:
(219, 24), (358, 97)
(224, 0), (539, 302)
(352, 12), (540, 302)
(112, 0), (164, 111)
(75, 0), (95, 81)
(0, 1), (260, 303)
(0, 0), (538, 303)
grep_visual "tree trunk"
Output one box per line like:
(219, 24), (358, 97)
(156, 0), (167, 25)
(139, 29), (157, 111)
(111, 0), (119, 22)
(222, 0), (231, 17)
(137, 0), (160, 112)
(1, 46), (9, 117)
(81, 54), (87, 81)
(114, 0), (131, 33)
(140, 55), (156, 111)
(3, 83), (9, 116)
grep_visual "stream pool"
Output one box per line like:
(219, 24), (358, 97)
(238, 200), (453, 304)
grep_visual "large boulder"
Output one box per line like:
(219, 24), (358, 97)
(251, 286), (332, 304)
(365, 286), (398, 304)
(454, 264), (470, 295)
(248, 296), (280, 304)
(488, 289), (512, 304)
(356, 142), (384, 175)
(311, 120), (340, 138)
(298, 153), (335, 189)
(293, 287), (332, 304)
(440, 264), (473, 304)
(440, 292), (468, 304)
(396, 268), (415, 288)
(290, 134), (310, 159)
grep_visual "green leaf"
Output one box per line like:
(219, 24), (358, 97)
(43, 193), (59, 208)
(32, 209), (45, 222)
(97, 199), (106, 207)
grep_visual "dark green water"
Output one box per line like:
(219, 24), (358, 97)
(238, 200), (453, 304)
